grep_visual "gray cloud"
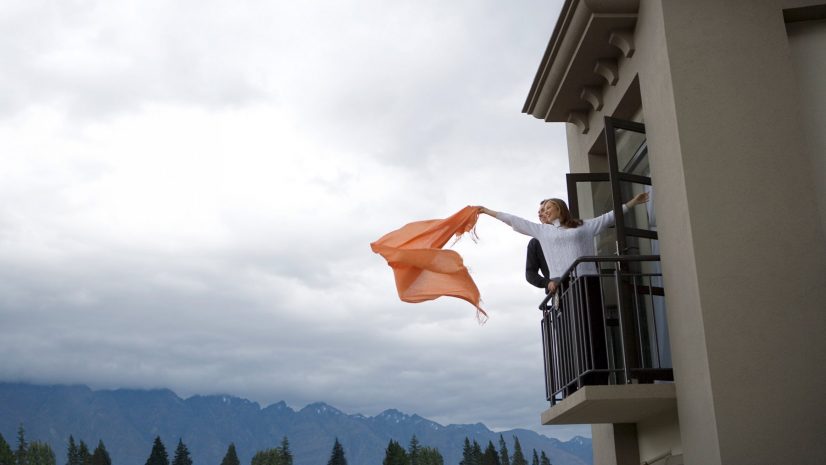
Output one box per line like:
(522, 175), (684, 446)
(0, 0), (588, 441)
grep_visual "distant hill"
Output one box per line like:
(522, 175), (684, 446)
(0, 383), (591, 465)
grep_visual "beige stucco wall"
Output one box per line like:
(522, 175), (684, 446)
(592, 424), (640, 465)
(641, 1), (826, 463)
(558, 1), (826, 464)
(636, 409), (681, 464)
(786, 17), (826, 241)
(632, 2), (719, 463)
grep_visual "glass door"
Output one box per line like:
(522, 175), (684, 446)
(604, 117), (657, 255)
(565, 116), (672, 377)
(566, 118), (656, 258)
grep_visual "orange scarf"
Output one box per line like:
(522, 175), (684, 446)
(371, 206), (487, 322)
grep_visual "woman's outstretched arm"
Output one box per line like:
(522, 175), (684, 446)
(475, 206), (544, 238)
(585, 192), (651, 235)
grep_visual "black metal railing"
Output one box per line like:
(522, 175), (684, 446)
(540, 255), (673, 405)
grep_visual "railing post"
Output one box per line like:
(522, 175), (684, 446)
(612, 264), (632, 384)
(541, 311), (555, 404)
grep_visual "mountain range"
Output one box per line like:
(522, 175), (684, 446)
(0, 383), (591, 465)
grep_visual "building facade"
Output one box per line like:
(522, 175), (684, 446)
(524, 1), (826, 464)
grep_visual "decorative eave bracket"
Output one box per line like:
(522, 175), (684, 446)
(594, 59), (619, 86)
(608, 30), (635, 58)
(568, 111), (590, 134)
(580, 87), (604, 111)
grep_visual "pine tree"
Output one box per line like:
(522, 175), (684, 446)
(471, 441), (482, 465)
(0, 433), (15, 465)
(90, 441), (111, 465)
(77, 442), (91, 465)
(27, 442), (56, 465)
(249, 449), (273, 465)
(418, 447), (443, 465)
(481, 441), (500, 465)
(248, 451), (263, 465)
(15, 424), (28, 465)
(220, 444), (240, 465)
(531, 450), (538, 465)
(459, 438), (473, 465)
(66, 436), (79, 465)
(326, 438), (347, 465)
(510, 437), (527, 465)
(251, 447), (288, 465)
(382, 439), (408, 465)
(539, 451), (550, 465)
(408, 436), (421, 465)
(279, 437), (292, 465)
(145, 436), (169, 465)
(498, 435), (510, 465)
(171, 439), (192, 465)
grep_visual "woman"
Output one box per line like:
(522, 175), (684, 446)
(478, 192), (650, 387)
(478, 192), (649, 291)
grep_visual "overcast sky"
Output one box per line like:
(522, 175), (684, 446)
(0, 0), (589, 440)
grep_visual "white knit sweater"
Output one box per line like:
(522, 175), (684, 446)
(496, 206), (628, 278)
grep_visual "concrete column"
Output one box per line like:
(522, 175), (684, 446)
(635, 0), (826, 463)
(593, 424), (640, 465)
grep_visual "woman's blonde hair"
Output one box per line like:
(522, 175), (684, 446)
(545, 198), (583, 228)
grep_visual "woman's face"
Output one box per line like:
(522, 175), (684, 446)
(538, 201), (560, 224)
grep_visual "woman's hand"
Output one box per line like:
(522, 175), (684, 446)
(474, 206), (497, 216)
(626, 192), (650, 208)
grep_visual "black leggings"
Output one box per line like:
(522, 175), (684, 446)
(565, 275), (608, 384)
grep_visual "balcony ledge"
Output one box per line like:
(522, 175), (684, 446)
(541, 383), (676, 425)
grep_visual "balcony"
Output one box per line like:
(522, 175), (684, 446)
(539, 255), (675, 424)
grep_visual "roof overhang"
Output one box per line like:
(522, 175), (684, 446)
(523, 0), (640, 123)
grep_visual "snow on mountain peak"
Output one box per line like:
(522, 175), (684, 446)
(568, 436), (590, 446)
(377, 408), (410, 423)
(302, 402), (342, 416)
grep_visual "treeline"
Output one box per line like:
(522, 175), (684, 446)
(458, 435), (551, 465)
(1, 425), (112, 465)
(0, 426), (554, 465)
(380, 436), (441, 465)
(0, 426), (190, 465)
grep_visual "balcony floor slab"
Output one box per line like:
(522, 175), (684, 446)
(541, 383), (677, 425)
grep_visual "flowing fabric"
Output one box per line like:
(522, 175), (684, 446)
(371, 206), (486, 322)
